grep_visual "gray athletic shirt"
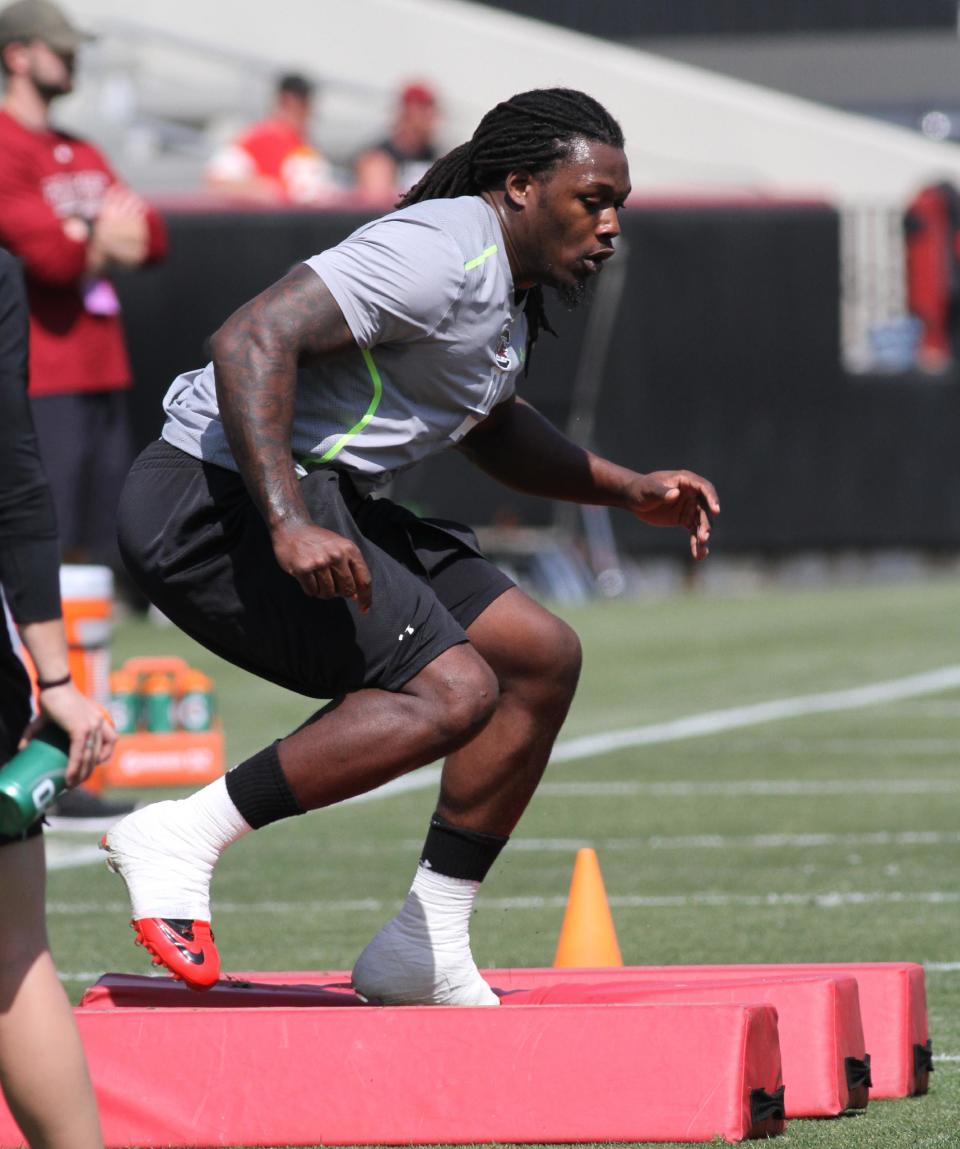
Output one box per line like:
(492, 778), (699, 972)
(160, 196), (527, 493)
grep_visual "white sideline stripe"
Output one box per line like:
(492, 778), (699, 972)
(50, 827), (960, 872)
(925, 962), (960, 972)
(46, 663), (960, 869)
(537, 779), (960, 797)
(718, 738), (960, 755)
(46, 845), (106, 871)
(550, 665), (960, 762)
(350, 664), (960, 804)
(46, 890), (960, 915)
(46, 787), (960, 874)
(483, 830), (960, 851)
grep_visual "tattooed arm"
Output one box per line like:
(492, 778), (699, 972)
(209, 264), (372, 608)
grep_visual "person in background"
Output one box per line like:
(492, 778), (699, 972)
(0, 0), (166, 824)
(205, 72), (338, 205)
(354, 80), (440, 203)
(0, 246), (115, 1149)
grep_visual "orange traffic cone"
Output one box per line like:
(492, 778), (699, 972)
(553, 847), (623, 967)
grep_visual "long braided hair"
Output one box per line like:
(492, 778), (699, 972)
(398, 88), (624, 371)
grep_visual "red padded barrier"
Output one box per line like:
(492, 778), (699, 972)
(504, 975), (867, 1117)
(0, 999), (784, 1146)
(152, 960), (926, 1099)
(480, 964), (929, 1100)
(79, 970), (863, 1118)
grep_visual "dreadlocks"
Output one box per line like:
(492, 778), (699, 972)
(398, 88), (625, 372)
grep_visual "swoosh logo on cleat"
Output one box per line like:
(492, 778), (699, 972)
(156, 920), (206, 965)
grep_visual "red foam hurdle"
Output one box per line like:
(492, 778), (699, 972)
(505, 975), (867, 1118)
(80, 970), (863, 1119)
(171, 960), (926, 1100)
(0, 997), (785, 1146)
(483, 963), (930, 1100)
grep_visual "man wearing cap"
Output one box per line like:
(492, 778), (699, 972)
(354, 80), (440, 203)
(0, 0), (168, 572)
(204, 71), (338, 204)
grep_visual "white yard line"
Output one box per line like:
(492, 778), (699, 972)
(47, 662), (960, 870)
(537, 779), (960, 797)
(46, 778), (960, 872)
(45, 844), (107, 870)
(46, 889), (960, 915)
(350, 663), (960, 803)
(709, 738), (960, 755)
(551, 665), (960, 762)
(478, 830), (960, 851)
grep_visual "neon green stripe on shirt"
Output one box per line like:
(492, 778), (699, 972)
(300, 346), (384, 468)
(464, 244), (498, 271)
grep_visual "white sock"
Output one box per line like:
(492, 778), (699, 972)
(351, 864), (499, 1006)
(405, 864), (482, 945)
(104, 775), (251, 921)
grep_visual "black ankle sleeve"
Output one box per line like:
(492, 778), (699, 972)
(420, 812), (508, 882)
(225, 742), (303, 829)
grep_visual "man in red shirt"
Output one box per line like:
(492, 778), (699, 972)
(205, 72), (337, 204)
(0, 0), (168, 571)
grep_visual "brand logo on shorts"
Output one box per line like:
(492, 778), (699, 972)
(494, 322), (513, 371)
(398, 625), (416, 642)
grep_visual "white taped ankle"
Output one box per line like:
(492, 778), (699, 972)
(104, 777), (251, 920)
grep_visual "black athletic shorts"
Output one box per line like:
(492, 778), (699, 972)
(0, 648), (43, 847)
(117, 440), (514, 698)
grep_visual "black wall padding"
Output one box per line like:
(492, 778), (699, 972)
(115, 204), (960, 556)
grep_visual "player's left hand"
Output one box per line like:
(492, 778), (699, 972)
(626, 470), (720, 561)
(20, 686), (116, 786)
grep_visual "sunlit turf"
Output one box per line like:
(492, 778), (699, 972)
(46, 577), (960, 1147)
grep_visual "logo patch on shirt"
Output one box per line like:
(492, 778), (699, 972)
(494, 322), (513, 371)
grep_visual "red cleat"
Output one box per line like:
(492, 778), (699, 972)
(132, 917), (220, 991)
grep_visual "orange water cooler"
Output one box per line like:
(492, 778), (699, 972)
(57, 568), (224, 790)
(59, 565), (113, 705)
(59, 565), (114, 792)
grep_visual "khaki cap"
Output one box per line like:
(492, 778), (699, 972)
(0, 0), (94, 51)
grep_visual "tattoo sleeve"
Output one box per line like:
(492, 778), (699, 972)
(210, 264), (355, 534)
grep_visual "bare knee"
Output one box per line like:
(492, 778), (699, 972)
(546, 616), (583, 696)
(518, 613), (582, 710)
(471, 593), (582, 712)
(415, 646), (499, 747)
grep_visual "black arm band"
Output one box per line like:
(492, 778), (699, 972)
(37, 673), (71, 691)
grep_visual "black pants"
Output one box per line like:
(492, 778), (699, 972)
(0, 622), (42, 846)
(31, 391), (133, 564)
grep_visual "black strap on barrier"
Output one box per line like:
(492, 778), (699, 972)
(914, 1040), (935, 1078)
(750, 1085), (786, 1127)
(845, 1053), (873, 1091)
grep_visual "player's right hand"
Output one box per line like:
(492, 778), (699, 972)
(271, 521), (372, 612)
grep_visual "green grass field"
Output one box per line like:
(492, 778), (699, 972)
(46, 576), (960, 1148)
